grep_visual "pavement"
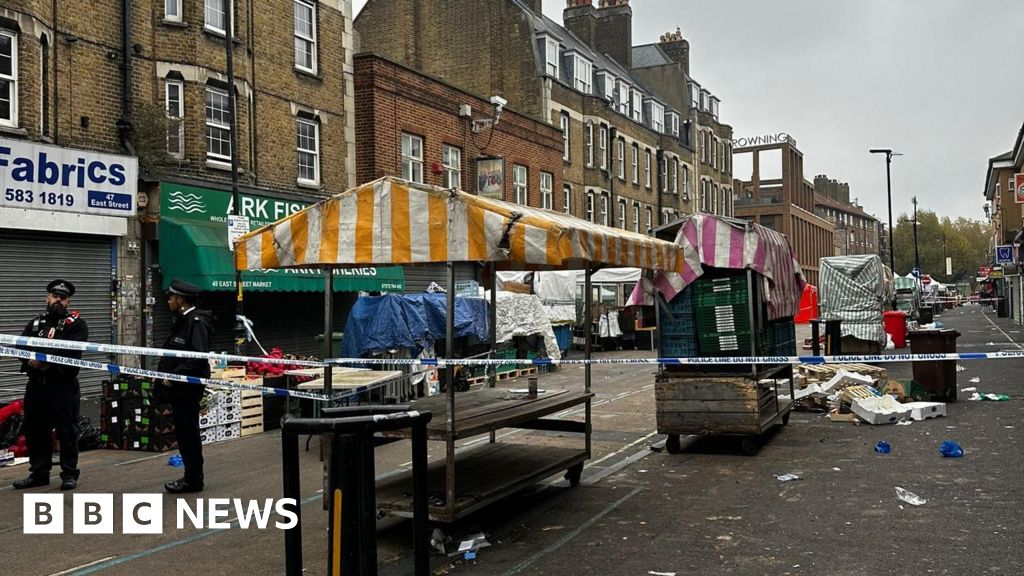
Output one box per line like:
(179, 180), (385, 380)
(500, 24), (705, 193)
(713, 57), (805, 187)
(0, 305), (1021, 575)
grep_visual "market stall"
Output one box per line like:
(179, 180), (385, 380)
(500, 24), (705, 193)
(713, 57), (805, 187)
(647, 214), (805, 454)
(234, 176), (687, 523)
(819, 255), (894, 354)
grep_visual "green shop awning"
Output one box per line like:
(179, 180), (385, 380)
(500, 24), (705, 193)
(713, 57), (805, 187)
(155, 182), (403, 293)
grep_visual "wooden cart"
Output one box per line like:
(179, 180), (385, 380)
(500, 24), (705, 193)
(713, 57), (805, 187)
(657, 366), (793, 456)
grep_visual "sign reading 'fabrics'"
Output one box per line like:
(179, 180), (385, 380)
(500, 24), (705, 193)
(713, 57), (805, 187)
(0, 138), (138, 217)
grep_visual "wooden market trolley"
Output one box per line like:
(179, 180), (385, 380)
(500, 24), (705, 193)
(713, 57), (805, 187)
(234, 176), (688, 523)
(651, 217), (799, 456)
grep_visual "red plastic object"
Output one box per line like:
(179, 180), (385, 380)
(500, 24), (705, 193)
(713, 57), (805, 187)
(884, 310), (908, 349)
(795, 284), (818, 324)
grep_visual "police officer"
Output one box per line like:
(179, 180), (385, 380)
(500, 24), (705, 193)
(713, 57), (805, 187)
(158, 279), (214, 494)
(13, 280), (89, 491)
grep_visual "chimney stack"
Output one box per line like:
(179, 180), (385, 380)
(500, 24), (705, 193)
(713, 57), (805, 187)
(563, 0), (598, 50)
(595, 0), (632, 69)
(659, 27), (689, 75)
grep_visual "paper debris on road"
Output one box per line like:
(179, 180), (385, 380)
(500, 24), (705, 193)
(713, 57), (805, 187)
(775, 473), (801, 482)
(961, 387), (977, 392)
(895, 487), (926, 506)
(969, 377), (980, 383)
(648, 572), (677, 576)
(969, 392), (1011, 401)
(956, 365), (966, 372)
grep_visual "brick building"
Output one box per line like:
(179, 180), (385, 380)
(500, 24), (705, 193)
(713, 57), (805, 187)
(732, 134), (833, 285)
(813, 174), (879, 257)
(355, 0), (735, 235)
(0, 1), (362, 400)
(354, 53), (565, 211)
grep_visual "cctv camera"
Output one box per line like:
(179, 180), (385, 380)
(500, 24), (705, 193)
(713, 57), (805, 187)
(489, 95), (507, 108)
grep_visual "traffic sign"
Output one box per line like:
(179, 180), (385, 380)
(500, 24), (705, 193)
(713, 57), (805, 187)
(922, 274), (932, 286)
(911, 268), (922, 279)
(996, 245), (1014, 265)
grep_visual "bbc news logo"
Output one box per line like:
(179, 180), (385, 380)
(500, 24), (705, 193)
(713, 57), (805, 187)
(23, 494), (298, 534)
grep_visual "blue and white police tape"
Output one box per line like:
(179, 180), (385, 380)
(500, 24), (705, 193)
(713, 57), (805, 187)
(0, 345), (333, 402)
(0, 333), (324, 368)
(326, 350), (1024, 367)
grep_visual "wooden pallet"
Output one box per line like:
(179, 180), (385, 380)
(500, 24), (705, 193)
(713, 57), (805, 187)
(797, 363), (887, 384)
(240, 390), (263, 437)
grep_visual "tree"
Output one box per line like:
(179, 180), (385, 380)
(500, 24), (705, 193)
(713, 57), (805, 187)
(891, 209), (988, 283)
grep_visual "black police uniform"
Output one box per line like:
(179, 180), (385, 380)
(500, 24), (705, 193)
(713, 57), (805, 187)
(17, 280), (88, 489)
(157, 280), (214, 492)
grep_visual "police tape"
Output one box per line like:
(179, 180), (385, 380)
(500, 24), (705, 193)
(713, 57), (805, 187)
(0, 333), (324, 367)
(326, 350), (1024, 367)
(0, 345), (333, 402)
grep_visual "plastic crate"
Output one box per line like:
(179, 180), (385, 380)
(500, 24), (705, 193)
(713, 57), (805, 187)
(666, 286), (694, 311)
(695, 289), (750, 307)
(693, 275), (748, 295)
(696, 305), (752, 334)
(660, 311), (696, 337)
(699, 331), (755, 353)
(660, 335), (699, 358)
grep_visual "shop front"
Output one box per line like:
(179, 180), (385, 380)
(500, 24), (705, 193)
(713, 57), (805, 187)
(155, 182), (405, 358)
(154, 181), (407, 356)
(0, 139), (138, 401)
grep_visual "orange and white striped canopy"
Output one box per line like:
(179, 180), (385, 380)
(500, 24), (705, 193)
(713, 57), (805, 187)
(234, 177), (686, 272)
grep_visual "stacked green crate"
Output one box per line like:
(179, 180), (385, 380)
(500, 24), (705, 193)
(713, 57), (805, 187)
(694, 276), (755, 355)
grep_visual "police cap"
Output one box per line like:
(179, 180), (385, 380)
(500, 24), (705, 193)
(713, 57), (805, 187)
(168, 279), (202, 298)
(47, 279), (76, 297)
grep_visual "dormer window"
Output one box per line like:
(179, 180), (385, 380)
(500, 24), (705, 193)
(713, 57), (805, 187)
(541, 36), (560, 77)
(690, 82), (701, 109)
(630, 88), (642, 123)
(700, 89), (710, 112)
(567, 52), (592, 93)
(644, 99), (665, 133)
(596, 71), (615, 103)
(709, 96), (720, 119)
(616, 80), (630, 115)
(665, 111), (680, 136)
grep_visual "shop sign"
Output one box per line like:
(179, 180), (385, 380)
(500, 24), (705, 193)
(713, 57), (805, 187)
(0, 137), (137, 217)
(160, 182), (404, 292)
(731, 133), (795, 148)
(476, 157), (504, 199)
(1015, 174), (1024, 204)
(996, 245), (1014, 265)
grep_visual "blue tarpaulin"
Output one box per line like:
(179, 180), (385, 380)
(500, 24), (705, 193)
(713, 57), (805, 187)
(340, 293), (491, 358)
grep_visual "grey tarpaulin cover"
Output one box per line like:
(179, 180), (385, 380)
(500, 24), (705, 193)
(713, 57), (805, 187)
(494, 292), (562, 360)
(818, 255), (893, 345)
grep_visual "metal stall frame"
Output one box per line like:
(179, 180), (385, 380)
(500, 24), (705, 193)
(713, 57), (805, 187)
(235, 177), (686, 525)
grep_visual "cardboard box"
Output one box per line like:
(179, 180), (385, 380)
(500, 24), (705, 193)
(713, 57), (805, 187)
(902, 401), (946, 421)
(851, 395), (912, 425)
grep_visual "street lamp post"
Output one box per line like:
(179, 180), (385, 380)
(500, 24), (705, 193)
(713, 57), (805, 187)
(912, 196), (920, 272)
(870, 148), (901, 310)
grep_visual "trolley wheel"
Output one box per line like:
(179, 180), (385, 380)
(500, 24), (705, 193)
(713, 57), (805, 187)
(782, 412), (791, 425)
(665, 434), (682, 454)
(739, 437), (760, 456)
(565, 463), (584, 487)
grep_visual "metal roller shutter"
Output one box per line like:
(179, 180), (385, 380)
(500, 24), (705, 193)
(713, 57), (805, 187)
(402, 263), (480, 293)
(0, 230), (113, 402)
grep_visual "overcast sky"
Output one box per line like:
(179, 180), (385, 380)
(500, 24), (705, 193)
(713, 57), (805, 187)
(353, 0), (1024, 222)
